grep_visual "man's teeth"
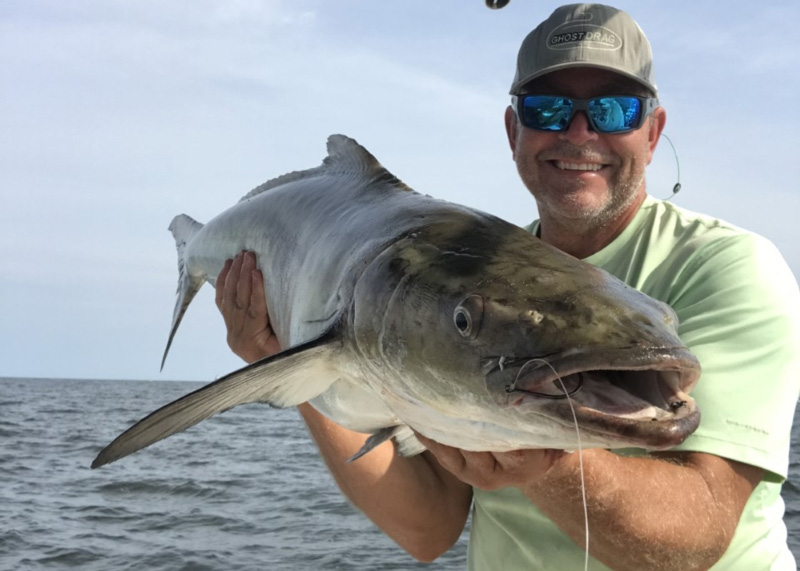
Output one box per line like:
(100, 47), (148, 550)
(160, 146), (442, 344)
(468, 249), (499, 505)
(554, 161), (603, 172)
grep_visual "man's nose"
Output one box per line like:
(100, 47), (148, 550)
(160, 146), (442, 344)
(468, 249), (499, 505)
(559, 111), (599, 146)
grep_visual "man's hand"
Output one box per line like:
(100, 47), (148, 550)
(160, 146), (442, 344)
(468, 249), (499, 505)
(215, 251), (282, 363)
(418, 433), (762, 571)
(415, 433), (567, 490)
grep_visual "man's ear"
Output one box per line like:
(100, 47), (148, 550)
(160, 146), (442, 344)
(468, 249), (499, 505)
(504, 105), (518, 158)
(647, 106), (667, 164)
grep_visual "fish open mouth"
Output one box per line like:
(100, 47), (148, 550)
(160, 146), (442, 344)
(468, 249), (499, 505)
(483, 347), (702, 450)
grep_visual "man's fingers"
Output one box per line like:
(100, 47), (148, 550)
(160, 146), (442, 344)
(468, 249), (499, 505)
(213, 250), (282, 362)
(215, 258), (232, 310)
(417, 434), (469, 475)
(224, 252), (246, 310)
(248, 268), (269, 320)
(416, 432), (564, 490)
(236, 252), (256, 311)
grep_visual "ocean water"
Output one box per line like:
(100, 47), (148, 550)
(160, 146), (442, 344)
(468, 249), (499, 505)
(1, 377), (798, 570)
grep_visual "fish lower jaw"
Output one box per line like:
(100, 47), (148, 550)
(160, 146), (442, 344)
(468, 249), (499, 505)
(577, 406), (702, 450)
(590, 403), (659, 421)
(511, 387), (693, 421)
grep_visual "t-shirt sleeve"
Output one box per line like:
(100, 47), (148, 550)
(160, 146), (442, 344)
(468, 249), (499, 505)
(666, 232), (800, 480)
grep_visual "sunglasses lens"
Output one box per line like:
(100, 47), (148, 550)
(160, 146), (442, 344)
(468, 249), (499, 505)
(520, 96), (574, 131)
(588, 96), (642, 133)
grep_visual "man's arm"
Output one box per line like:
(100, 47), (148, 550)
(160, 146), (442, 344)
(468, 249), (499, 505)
(418, 437), (763, 571)
(216, 252), (472, 561)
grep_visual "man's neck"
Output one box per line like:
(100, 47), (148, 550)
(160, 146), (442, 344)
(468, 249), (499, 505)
(537, 193), (646, 259)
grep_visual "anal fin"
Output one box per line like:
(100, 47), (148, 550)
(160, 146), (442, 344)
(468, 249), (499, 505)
(347, 424), (426, 463)
(347, 427), (395, 463)
(391, 425), (426, 457)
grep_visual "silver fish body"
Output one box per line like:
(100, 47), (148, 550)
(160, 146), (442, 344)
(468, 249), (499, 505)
(92, 135), (701, 469)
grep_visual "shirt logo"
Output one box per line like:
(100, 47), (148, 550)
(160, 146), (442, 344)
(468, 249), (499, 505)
(546, 13), (622, 51)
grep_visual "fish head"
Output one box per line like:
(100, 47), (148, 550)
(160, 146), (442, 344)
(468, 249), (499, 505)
(352, 215), (701, 451)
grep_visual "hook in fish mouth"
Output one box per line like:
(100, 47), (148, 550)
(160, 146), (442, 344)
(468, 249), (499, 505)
(504, 358), (584, 400)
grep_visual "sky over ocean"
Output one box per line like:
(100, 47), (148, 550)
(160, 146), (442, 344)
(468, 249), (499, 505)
(2, 0), (799, 381)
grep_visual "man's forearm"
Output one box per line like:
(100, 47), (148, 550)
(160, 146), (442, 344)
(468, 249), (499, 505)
(298, 404), (472, 561)
(524, 449), (762, 571)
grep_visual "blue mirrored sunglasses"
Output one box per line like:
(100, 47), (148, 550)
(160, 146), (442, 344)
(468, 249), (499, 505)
(513, 94), (659, 134)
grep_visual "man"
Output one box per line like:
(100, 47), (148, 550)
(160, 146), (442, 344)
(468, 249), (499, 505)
(216, 5), (800, 570)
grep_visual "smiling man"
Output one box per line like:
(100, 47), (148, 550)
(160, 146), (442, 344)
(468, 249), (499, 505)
(216, 4), (800, 570)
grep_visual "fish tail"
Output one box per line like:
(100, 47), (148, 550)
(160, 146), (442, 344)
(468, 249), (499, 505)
(161, 214), (205, 371)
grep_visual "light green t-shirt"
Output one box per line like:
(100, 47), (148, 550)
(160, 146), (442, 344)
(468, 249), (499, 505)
(468, 196), (800, 570)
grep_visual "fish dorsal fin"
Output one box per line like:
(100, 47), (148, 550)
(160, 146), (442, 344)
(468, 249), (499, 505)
(323, 133), (384, 173)
(239, 135), (412, 202)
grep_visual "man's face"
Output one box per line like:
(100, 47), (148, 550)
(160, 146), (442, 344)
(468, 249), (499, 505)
(505, 67), (666, 229)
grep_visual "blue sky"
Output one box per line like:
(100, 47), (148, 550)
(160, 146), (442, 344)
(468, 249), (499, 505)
(2, 0), (799, 381)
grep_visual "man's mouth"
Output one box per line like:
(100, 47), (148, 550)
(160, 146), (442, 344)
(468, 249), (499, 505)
(552, 160), (605, 172)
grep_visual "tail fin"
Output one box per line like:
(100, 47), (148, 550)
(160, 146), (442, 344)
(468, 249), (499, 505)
(161, 214), (205, 371)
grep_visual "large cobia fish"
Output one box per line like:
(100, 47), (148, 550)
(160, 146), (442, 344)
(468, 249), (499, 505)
(92, 135), (701, 469)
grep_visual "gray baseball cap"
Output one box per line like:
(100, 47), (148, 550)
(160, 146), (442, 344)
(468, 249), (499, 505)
(510, 4), (657, 95)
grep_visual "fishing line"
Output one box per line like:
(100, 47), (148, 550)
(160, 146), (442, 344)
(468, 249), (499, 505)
(505, 359), (583, 399)
(525, 359), (590, 571)
(660, 133), (681, 202)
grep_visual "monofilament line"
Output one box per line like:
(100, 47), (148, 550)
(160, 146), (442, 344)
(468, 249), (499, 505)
(531, 359), (589, 571)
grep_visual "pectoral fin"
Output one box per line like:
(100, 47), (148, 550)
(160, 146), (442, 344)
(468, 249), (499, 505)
(93, 328), (342, 469)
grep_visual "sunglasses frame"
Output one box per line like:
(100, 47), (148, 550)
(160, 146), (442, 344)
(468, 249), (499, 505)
(512, 94), (660, 134)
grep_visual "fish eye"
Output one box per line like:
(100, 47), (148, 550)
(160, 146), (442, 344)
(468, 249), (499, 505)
(453, 294), (484, 339)
(454, 309), (471, 333)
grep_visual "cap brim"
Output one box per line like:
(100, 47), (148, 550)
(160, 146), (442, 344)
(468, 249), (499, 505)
(510, 61), (657, 96)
